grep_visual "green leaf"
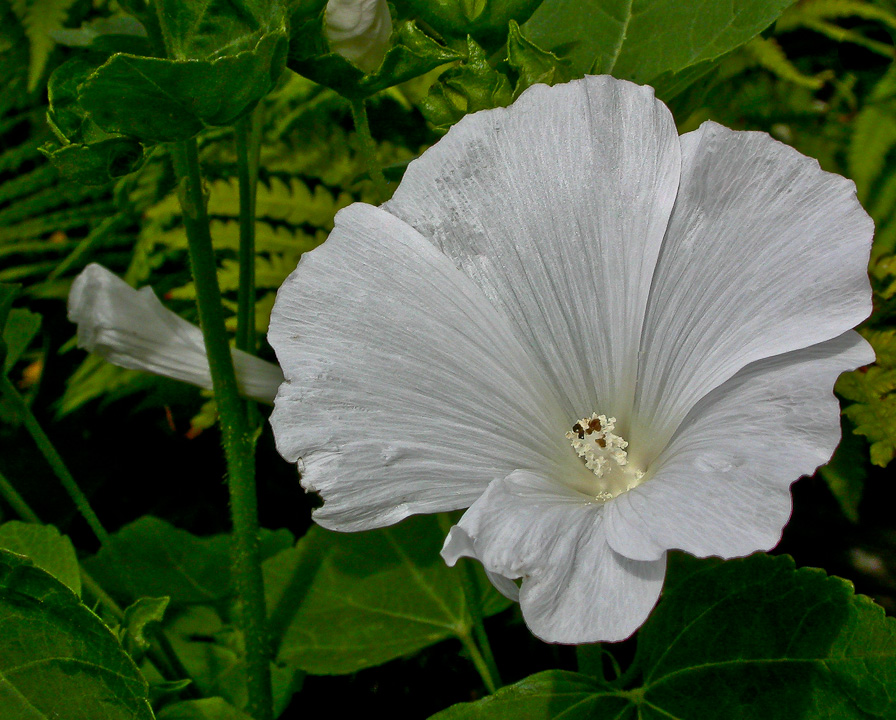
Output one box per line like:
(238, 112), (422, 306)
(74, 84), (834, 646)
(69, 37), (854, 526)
(157, 698), (254, 720)
(9, 0), (80, 91)
(394, 0), (543, 46)
(0, 521), (80, 595)
(83, 515), (294, 605)
(40, 137), (145, 185)
(287, 17), (460, 99)
(266, 514), (512, 675)
(506, 19), (572, 97)
(433, 554), (896, 719)
(1, 308), (40, 374)
(522, 0), (793, 81)
(78, 31), (288, 142)
(420, 36), (513, 129)
(121, 596), (169, 659)
(0, 549), (154, 720)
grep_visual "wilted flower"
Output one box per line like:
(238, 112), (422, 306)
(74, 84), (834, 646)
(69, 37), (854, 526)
(268, 75), (874, 643)
(68, 263), (282, 404)
(324, 0), (392, 73)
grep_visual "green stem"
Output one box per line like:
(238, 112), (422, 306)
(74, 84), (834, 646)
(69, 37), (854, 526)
(458, 558), (502, 690)
(458, 631), (498, 694)
(349, 98), (389, 202)
(170, 138), (273, 720)
(0, 374), (113, 548)
(0, 467), (40, 523)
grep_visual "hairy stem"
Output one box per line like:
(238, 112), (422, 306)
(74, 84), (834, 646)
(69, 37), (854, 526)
(349, 98), (389, 202)
(170, 138), (273, 720)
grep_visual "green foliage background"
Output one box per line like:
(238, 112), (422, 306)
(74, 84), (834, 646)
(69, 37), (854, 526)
(2, 0), (896, 718)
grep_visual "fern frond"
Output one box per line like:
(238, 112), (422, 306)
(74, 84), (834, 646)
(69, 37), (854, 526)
(0, 136), (43, 175)
(10, 0), (80, 92)
(745, 37), (827, 89)
(778, 0), (896, 33)
(0, 202), (116, 243)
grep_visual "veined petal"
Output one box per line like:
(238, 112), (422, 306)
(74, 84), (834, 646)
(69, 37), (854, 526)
(68, 264), (283, 404)
(632, 122), (874, 460)
(606, 331), (874, 562)
(442, 470), (666, 643)
(325, 0), (391, 73)
(268, 204), (578, 532)
(385, 76), (681, 424)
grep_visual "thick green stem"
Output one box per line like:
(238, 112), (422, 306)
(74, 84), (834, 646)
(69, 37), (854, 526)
(170, 138), (273, 720)
(0, 374), (113, 548)
(349, 98), (389, 202)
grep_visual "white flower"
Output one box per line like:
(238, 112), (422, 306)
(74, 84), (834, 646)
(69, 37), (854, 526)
(68, 263), (283, 404)
(267, 76), (874, 643)
(324, 0), (392, 74)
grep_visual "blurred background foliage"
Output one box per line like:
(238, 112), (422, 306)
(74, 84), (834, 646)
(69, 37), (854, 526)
(2, 0), (896, 716)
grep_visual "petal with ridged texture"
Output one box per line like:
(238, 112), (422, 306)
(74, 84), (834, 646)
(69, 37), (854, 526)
(631, 122), (873, 462)
(443, 470), (666, 643)
(268, 204), (580, 532)
(607, 331), (874, 562)
(385, 76), (681, 423)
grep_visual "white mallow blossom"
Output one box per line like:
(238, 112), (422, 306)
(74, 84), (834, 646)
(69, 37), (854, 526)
(324, 0), (391, 74)
(68, 263), (283, 404)
(268, 75), (875, 643)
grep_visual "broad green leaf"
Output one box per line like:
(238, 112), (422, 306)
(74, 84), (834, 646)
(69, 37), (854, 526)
(157, 698), (254, 720)
(0, 549), (154, 720)
(78, 31), (287, 142)
(121, 596), (169, 659)
(266, 514), (512, 675)
(523, 0), (793, 81)
(2, 307), (40, 374)
(84, 515), (293, 605)
(164, 606), (303, 715)
(434, 554), (896, 719)
(0, 520), (80, 595)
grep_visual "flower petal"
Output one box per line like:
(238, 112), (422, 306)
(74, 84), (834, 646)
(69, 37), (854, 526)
(442, 470), (667, 643)
(68, 264), (283, 403)
(268, 204), (577, 532)
(632, 122), (874, 460)
(385, 75), (681, 421)
(606, 331), (874, 562)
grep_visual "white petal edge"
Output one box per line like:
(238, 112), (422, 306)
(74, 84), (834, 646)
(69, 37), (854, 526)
(325, 0), (391, 73)
(267, 204), (583, 532)
(68, 263), (283, 404)
(606, 331), (874, 562)
(631, 122), (874, 460)
(385, 75), (681, 425)
(442, 470), (667, 644)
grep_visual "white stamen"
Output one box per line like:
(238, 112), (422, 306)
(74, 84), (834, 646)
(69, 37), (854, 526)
(566, 413), (645, 501)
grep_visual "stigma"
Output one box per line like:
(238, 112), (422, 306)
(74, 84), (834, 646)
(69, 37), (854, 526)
(566, 413), (645, 502)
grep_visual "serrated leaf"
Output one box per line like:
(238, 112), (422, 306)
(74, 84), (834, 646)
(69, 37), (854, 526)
(10, 0), (79, 91)
(522, 0), (793, 81)
(40, 137), (145, 185)
(506, 19), (572, 97)
(0, 549), (154, 720)
(83, 516), (294, 605)
(266, 514), (512, 675)
(0, 521), (80, 595)
(434, 554), (896, 719)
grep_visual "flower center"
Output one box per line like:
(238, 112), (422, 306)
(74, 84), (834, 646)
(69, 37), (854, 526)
(566, 413), (645, 501)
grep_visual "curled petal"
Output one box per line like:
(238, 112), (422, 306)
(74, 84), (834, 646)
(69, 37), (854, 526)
(632, 122), (874, 460)
(268, 203), (579, 532)
(607, 331), (874, 561)
(325, 0), (392, 73)
(68, 264), (283, 404)
(443, 470), (666, 643)
(385, 75), (681, 422)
